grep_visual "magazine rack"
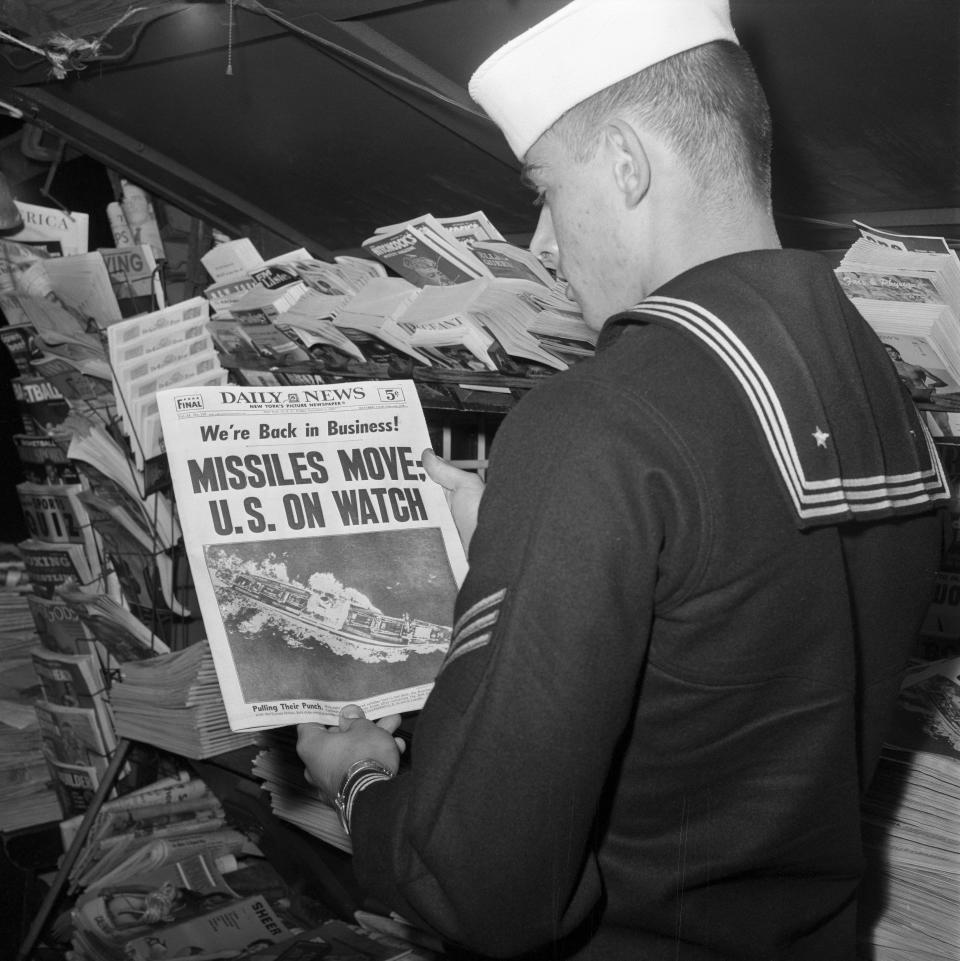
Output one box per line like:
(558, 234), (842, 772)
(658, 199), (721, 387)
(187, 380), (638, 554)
(17, 737), (133, 961)
(16, 736), (372, 961)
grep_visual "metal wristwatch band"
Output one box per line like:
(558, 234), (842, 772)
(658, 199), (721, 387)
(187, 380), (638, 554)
(334, 758), (394, 835)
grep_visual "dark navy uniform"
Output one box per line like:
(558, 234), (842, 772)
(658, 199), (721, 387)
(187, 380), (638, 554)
(350, 250), (948, 960)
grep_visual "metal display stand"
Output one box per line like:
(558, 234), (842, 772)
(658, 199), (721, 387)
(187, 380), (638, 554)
(16, 737), (133, 961)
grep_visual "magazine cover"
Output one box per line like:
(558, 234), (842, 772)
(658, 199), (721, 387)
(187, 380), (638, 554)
(9, 200), (89, 254)
(884, 656), (960, 757)
(120, 894), (290, 961)
(11, 374), (72, 434)
(27, 592), (90, 654)
(13, 433), (79, 485)
(157, 380), (468, 731)
(45, 756), (101, 817)
(362, 223), (484, 287)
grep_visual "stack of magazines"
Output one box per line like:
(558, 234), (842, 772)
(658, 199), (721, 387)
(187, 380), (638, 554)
(67, 805), (292, 961)
(0, 551), (63, 830)
(110, 641), (259, 759)
(0, 549), (34, 648)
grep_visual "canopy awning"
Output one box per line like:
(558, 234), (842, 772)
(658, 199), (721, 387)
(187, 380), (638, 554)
(0, 0), (953, 254)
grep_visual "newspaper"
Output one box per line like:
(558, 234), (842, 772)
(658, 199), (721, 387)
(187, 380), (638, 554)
(435, 209), (506, 244)
(101, 244), (165, 314)
(837, 222), (960, 434)
(40, 251), (124, 329)
(157, 380), (468, 731)
(10, 200), (89, 255)
(362, 214), (491, 287)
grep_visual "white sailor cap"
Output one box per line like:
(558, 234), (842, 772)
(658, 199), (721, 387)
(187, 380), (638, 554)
(469, 0), (739, 160)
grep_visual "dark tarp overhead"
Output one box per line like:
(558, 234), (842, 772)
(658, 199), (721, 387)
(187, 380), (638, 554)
(0, 0), (423, 41)
(0, 0), (955, 255)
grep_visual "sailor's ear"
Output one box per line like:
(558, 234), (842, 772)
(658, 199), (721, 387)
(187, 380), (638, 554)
(605, 119), (651, 208)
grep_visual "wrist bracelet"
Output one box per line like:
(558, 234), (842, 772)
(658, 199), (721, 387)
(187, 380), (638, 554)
(333, 758), (394, 836)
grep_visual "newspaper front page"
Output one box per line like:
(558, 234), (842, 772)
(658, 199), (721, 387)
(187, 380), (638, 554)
(157, 380), (468, 731)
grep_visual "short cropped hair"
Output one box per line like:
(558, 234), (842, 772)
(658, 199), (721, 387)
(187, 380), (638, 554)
(551, 41), (772, 204)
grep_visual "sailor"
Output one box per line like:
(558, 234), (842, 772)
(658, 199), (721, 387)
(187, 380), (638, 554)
(298, 2), (948, 957)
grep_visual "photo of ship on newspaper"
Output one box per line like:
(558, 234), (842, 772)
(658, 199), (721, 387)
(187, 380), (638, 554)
(205, 531), (455, 703)
(156, 380), (468, 730)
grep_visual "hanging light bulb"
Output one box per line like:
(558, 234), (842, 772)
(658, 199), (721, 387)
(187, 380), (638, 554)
(0, 171), (23, 235)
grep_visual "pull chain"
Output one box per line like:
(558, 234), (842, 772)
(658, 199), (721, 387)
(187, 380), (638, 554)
(226, 0), (235, 76)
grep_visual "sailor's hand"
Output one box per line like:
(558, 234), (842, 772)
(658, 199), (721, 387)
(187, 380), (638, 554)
(296, 705), (403, 804)
(422, 448), (484, 553)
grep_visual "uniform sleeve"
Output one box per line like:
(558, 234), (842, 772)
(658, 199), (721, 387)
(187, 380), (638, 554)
(348, 373), (702, 957)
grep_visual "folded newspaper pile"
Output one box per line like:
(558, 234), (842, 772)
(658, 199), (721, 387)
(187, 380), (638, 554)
(860, 656), (960, 960)
(253, 730), (350, 853)
(111, 641), (259, 758)
(199, 210), (595, 388)
(106, 297), (227, 471)
(837, 222), (960, 421)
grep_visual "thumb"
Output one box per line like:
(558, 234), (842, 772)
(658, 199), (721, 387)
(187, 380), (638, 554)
(423, 448), (485, 496)
(339, 704), (365, 730)
(422, 449), (460, 491)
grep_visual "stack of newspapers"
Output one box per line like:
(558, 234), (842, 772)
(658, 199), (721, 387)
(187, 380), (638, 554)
(859, 657), (960, 960)
(837, 222), (960, 411)
(106, 297), (227, 470)
(200, 211), (596, 384)
(252, 728), (350, 853)
(111, 641), (259, 759)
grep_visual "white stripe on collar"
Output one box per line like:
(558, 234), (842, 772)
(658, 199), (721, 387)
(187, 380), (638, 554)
(634, 296), (949, 522)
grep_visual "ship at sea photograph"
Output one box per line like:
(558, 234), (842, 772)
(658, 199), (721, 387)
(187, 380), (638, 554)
(202, 527), (459, 704)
